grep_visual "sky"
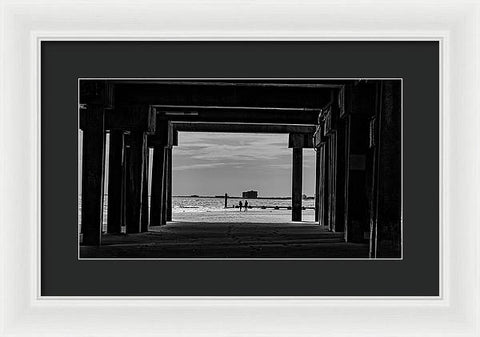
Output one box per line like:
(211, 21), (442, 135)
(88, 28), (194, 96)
(79, 132), (317, 198)
(171, 132), (316, 197)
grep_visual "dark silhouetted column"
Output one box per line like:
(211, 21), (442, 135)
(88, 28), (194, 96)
(160, 148), (168, 225)
(292, 148), (303, 221)
(149, 145), (165, 226)
(126, 131), (146, 234)
(107, 130), (123, 233)
(166, 148), (173, 222)
(314, 149), (321, 222)
(140, 135), (149, 232)
(81, 105), (105, 245)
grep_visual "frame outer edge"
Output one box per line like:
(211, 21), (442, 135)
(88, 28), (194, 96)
(0, 0), (479, 336)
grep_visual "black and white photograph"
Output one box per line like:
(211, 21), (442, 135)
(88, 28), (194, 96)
(7, 0), (480, 333)
(79, 79), (402, 259)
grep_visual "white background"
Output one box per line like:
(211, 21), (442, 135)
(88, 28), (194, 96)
(0, 0), (479, 336)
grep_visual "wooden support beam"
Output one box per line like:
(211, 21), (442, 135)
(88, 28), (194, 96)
(172, 130), (178, 146)
(154, 106), (320, 125)
(334, 124), (346, 234)
(105, 105), (156, 133)
(166, 147), (173, 222)
(160, 148), (168, 225)
(107, 130), (124, 233)
(120, 141), (128, 230)
(166, 122), (178, 147)
(81, 105), (105, 245)
(149, 145), (166, 226)
(292, 148), (303, 221)
(110, 80), (346, 88)
(125, 131), (146, 234)
(149, 120), (169, 226)
(319, 143), (328, 227)
(114, 82), (334, 110)
(79, 80), (113, 109)
(289, 133), (314, 148)
(327, 133), (337, 232)
(315, 149), (321, 223)
(140, 137), (149, 232)
(372, 80), (402, 257)
(322, 143), (329, 228)
(172, 122), (316, 134)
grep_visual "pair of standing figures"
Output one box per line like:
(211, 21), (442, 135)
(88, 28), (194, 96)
(238, 200), (249, 211)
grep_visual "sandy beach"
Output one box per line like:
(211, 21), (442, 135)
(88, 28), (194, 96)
(172, 207), (316, 223)
(80, 220), (372, 258)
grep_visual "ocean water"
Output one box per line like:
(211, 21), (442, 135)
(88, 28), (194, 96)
(173, 196), (314, 212)
(78, 196), (316, 227)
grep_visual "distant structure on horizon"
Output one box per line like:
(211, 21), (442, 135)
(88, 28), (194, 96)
(242, 190), (258, 199)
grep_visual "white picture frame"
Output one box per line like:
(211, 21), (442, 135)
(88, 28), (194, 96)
(1, 0), (479, 336)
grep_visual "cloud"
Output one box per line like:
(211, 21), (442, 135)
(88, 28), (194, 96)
(174, 161), (247, 171)
(175, 132), (290, 163)
(267, 163), (293, 170)
(171, 132), (317, 196)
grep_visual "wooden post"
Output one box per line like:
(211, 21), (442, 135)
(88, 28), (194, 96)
(369, 84), (382, 258)
(107, 130), (123, 233)
(292, 147), (303, 221)
(335, 123), (346, 233)
(319, 143), (328, 227)
(125, 131), (146, 234)
(373, 80), (402, 257)
(315, 149), (321, 222)
(160, 148), (168, 225)
(166, 147), (173, 222)
(224, 193), (228, 208)
(81, 105), (105, 245)
(140, 134), (149, 232)
(149, 145), (165, 226)
(120, 141), (128, 230)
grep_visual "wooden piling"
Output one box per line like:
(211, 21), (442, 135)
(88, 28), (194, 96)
(140, 134), (149, 232)
(292, 147), (303, 221)
(107, 130), (123, 233)
(315, 149), (321, 222)
(166, 147), (173, 222)
(81, 105), (105, 245)
(125, 131), (146, 234)
(319, 143), (327, 227)
(160, 148), (168, 225)
(149, 145), (166, 226)
(120, 141), (128, 230)
(327, 132), (337, 232)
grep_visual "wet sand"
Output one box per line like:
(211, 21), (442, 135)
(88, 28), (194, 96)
(172, 208), (315, 223)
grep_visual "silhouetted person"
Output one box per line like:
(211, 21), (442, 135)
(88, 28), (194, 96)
(238, 200), (243, 211)
(244, 200), (248, 211)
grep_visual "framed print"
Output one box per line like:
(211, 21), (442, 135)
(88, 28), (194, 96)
(45, 44), (422, 297)
(1, 0), (479, 336)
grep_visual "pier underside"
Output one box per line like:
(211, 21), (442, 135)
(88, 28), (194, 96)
(80, 222), (370, 258)
(79, 79), (402, 258)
